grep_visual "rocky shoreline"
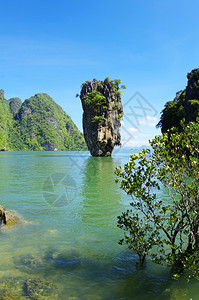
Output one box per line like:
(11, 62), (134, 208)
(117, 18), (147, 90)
(0, 205), (18, 226)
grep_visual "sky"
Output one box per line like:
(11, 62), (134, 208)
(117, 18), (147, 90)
(1, 0), (199, 147)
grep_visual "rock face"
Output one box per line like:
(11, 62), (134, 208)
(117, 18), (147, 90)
(184, 69), (199, 123)
(0, 89), (4, 98)
(8, 97), (22, 115)
(185, 69), (199, 101)
(80, 78), (124, 156)
(0, 205), (18, 226)
(157, 68), (199, 133)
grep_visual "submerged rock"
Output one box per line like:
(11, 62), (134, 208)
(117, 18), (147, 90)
(0, 205), (18, 226)
(80, 78), (124, 156)
(0, 277), (25, 299)
(0, 276), (58, 299)
(25, 278), (57, 299)
(15, 254), (44, 270)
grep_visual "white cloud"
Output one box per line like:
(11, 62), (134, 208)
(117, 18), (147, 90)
(121, 139), (150, 147)
(138, 118), (146, 125)
(148, 122), (157, 127)
(128, 127), (140, 132)
(134, 115), (158, 126)
(146, 116), (157, 121)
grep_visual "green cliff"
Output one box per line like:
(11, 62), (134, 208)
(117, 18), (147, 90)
(157, 68), (199, 133)
(0, 90), (87, 151)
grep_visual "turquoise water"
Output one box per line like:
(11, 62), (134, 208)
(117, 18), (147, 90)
(0, 149), (199, 299)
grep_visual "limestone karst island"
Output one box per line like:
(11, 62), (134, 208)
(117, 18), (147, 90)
(79, 77), (124, 156)
(0, 89), (86, 151)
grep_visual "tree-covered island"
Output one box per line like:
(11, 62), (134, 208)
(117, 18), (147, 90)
(0, 90), (87, 151)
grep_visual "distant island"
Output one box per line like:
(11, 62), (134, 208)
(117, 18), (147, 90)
(0, 90), (87, 151)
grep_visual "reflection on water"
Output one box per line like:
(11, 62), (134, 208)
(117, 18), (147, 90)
(79, 157), (123, 259)
(0, 151), (198, 299)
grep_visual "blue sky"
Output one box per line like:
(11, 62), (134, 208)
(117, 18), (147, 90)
(1, 0), (199, 147)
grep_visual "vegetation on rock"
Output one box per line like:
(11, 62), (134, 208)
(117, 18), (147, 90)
(115, 121), (199, 278)
(80, 77), (124, 156)
(157, 68), (199, 133)
(0, 91), (87, 151)
(82, 78), (125, 123)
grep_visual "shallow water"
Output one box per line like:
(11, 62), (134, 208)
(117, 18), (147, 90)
(0, 149), (198, 299)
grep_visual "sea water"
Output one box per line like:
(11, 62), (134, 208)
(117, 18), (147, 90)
(0, 149), (198, 299)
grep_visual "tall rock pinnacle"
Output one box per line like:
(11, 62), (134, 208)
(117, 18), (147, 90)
(80, 78), (124, 156)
